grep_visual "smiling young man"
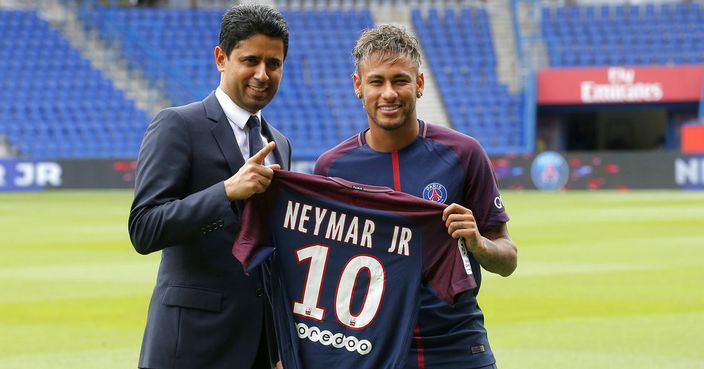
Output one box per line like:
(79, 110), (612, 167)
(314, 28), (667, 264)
(129, 4), (291, 369)
(314, 25), (518, 368)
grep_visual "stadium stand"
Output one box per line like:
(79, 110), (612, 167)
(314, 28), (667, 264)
(412, 6), (525, 154)
(542, 2), (704, 67)
(8, 0), (702, 161)
(78, 7), (373, 160)
(0, 10), (149, 159)
(78, 7), (219, 106)
(3, 2), (526, 160)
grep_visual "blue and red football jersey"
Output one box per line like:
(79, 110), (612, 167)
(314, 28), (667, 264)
(233, 170), (476, 369)
(314, 120), (509, 368)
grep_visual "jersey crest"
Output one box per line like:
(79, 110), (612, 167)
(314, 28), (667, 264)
(422, 182), (448, 203)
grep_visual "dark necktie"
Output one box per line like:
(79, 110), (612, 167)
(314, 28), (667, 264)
(246, 115), (266, 159)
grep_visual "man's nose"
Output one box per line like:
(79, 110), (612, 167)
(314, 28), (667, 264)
(253, 62), (269, 81)
(381, 82), (397, 99)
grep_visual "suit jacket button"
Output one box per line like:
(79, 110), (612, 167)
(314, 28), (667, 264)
(256, 288), (263, 297)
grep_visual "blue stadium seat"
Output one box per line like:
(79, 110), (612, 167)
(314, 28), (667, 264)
(0, 10), (150, 159)
(75, 7), (375, 161)
(412, 6), (523, 154)
(542, 3), (704, 68)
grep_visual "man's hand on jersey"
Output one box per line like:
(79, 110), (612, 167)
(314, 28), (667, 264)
(442, 203), (488, 256)
(224, 141), (280, 201)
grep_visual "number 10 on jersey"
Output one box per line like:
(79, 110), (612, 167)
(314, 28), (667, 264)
(293, 245), (385, 329)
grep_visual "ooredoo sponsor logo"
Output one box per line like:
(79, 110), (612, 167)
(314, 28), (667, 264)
(296, 322), (373, 355)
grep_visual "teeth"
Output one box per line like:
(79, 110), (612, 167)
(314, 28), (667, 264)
(250, 86), (266, 92)
(379, 106), (399, 111)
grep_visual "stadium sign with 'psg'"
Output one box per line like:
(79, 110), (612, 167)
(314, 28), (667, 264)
(537, 66), (704, 105)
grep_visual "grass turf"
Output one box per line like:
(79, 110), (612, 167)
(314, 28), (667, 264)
(0, 190), (702, 368)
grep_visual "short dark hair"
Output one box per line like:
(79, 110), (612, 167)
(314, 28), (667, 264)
(219, 4), (289, 59)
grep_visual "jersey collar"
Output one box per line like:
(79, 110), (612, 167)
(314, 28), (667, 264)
(357, 119), (427, 147)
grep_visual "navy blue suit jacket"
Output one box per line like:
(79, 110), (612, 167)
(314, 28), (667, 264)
(129, 92), (291, 369)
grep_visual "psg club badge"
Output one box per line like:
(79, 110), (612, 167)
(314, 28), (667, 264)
(531, 151), (569, 191)
(422, 182), (448, 203)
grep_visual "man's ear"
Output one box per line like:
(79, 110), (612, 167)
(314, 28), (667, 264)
(215, 46), (227, 72)
(353, 74), (362, 99)
(416, 72), (425, 96)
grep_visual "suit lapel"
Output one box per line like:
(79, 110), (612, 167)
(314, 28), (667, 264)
(204, 93), (245, 174)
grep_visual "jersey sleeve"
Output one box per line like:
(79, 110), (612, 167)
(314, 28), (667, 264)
(465, 142), (509, 233)
(420, 218), (477, 304)
(232, 189), (277, 274)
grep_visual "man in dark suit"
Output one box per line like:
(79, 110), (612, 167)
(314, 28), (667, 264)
(128, 4), (291, 369)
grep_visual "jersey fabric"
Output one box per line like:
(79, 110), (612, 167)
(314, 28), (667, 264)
(314, 120), (510, 369)
(233, 170), (477, 369)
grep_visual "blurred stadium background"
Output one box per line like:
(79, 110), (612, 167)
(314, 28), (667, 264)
(2, 0), (704, 188)
(0, 0), (703, 368)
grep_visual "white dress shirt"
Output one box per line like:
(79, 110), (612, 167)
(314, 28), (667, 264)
(214, 87), (274, 165)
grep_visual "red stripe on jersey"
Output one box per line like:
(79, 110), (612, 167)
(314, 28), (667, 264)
(414, 323), (425, 369)
(392, 151), (401, 192)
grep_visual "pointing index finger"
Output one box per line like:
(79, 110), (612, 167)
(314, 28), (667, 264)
(248, 141), (276, 164)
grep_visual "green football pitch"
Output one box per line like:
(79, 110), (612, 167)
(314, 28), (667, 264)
(1, 190), (703, 369)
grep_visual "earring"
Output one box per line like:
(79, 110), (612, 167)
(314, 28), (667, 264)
(417, 91), (423, 98)
(356, 91), (362, 99)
